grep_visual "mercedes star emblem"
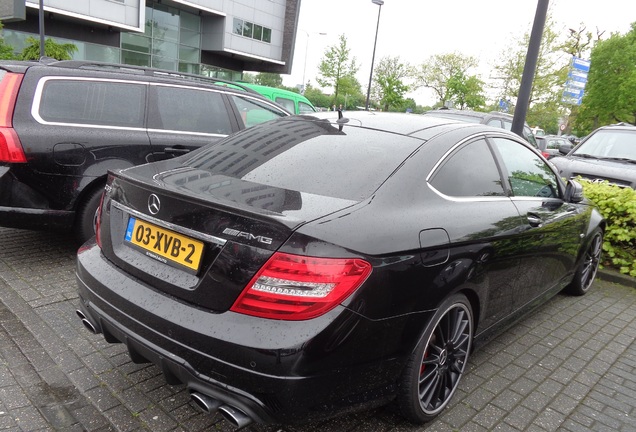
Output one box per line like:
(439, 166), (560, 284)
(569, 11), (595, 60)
(148, 194), (161, 215)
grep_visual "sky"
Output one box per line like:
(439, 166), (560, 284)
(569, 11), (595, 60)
(282, 0), (636, 106)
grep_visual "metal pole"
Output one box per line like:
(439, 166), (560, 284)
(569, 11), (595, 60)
(365, 1), (383, 111)
(301, 30), (309, 94)
(511, 0), (549, 137)
(39, 0), (45, 58)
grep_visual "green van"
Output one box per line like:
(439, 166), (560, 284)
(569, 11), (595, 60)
(238, 83), (316, 115)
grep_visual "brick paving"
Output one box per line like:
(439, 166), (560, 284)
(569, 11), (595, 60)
(0, 227), (634, 431)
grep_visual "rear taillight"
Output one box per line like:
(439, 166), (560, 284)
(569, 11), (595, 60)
(95, 192), (105, 248)
(541, 151), (550, 159)
(230, 252), (372, 320)
(0, 73), (26, 163)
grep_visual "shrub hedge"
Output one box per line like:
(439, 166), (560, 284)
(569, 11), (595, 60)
(579, 181), (636, 276)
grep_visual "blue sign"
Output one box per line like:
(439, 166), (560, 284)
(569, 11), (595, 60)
(563, 56), (590, 105)
(563, 88), (583, 98)
(566, 79), (586, 89)
(568, 71), (588, 83)
(572, 57), (591, 72)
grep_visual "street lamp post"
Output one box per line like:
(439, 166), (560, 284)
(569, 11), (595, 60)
(301, 30), (326, 94)
(365, 0), (384, 110)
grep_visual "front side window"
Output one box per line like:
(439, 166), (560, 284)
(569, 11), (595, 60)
(230, 95), (288, 128)
(429, 139), (505, 197)
(491, 137), (559, 198)
(38, 80), (146, 128)
(150, 86), (233, 135)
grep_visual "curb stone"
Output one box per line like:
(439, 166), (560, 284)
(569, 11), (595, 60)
(597, 268), (636, 288)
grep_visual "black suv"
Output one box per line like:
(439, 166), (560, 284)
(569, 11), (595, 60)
(421, 108), (538, 147)
(0, 59), (290, 243)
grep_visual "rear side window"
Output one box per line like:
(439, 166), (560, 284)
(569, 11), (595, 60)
(149, 86), (233, 135)
(38, 79), (146, 127)
(429, 139), (505, 197)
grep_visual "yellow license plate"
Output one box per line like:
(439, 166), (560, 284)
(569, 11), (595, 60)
(125, 217), (204, 273)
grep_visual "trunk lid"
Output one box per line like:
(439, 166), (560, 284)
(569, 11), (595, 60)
(99, 161), (359, 312)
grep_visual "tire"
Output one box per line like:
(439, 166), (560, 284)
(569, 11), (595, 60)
(397, 293), (473, 423)
(74, 186), (104, 244)
(565, 228), (603, 296)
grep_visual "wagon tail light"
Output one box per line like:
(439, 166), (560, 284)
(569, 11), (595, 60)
(541, 151), (550, 159)
(0, 73), (26, 163)
(231, 252), (372, 321)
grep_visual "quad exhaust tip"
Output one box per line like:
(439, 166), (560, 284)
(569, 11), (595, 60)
(190, 392), (253, 430)
(190, 392), (222, 414)
(218, 404), (253, 430)
(76, 309), (97, 334)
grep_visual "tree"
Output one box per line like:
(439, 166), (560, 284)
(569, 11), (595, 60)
(413, 52), (478, 106)
(333, 75), (364, 109)
(372, 56), (411, 112)
(304, 84), (332, 109)
(20, 37), (77, 60)
(0, 22), (15, 60)
(240, 73), (256, 83)
(446, 71), (486, 110)
(254, 72), (283, 87)
(491, 14), (570, 130)
(316, 34), (359, 103)
(575, 23), (636, 129)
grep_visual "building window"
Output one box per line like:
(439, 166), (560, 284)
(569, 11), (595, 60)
(233, 18), (271, 44)
(233, 18), (243, 35)
(262, 27), (271, 43)
(253, 24), (263, 40)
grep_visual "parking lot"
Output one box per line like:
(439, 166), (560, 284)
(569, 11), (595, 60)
(0, 226), (634, 431)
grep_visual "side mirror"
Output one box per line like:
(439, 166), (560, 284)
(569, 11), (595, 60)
(564, 180), (584, 203)
(559, 143), (573, 154)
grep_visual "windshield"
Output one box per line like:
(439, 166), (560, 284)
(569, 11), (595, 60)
(573, 129), (636, 160)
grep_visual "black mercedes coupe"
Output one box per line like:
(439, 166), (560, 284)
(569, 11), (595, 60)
(76, 111), (604, 428)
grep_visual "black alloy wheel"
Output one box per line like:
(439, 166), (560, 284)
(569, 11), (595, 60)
(398, 294), (473, 423)
(566, 229), (603, 296)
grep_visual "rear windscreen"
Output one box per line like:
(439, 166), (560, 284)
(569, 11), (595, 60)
(184, 118), (423, 201)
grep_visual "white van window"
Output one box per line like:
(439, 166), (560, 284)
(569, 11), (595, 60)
(298, 102), (316, 113)
(274, 97), (295, 113)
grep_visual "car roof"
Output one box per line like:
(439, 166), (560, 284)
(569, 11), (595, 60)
(0, 58), (267, 97)
(304, 110), (481, 136)
(596, 123), (636, 132)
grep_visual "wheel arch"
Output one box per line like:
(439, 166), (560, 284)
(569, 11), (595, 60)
(73, 175), (108, 216)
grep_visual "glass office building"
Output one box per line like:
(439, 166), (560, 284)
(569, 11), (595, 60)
(2, 0), (300, 80)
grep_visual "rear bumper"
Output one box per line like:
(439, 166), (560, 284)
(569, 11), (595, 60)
(0, 166), (74, 231)
(0, 205), (74, 231)
(75, 241), (408, 424)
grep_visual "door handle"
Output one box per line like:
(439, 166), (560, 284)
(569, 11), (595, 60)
(527, 213), (543, 227)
